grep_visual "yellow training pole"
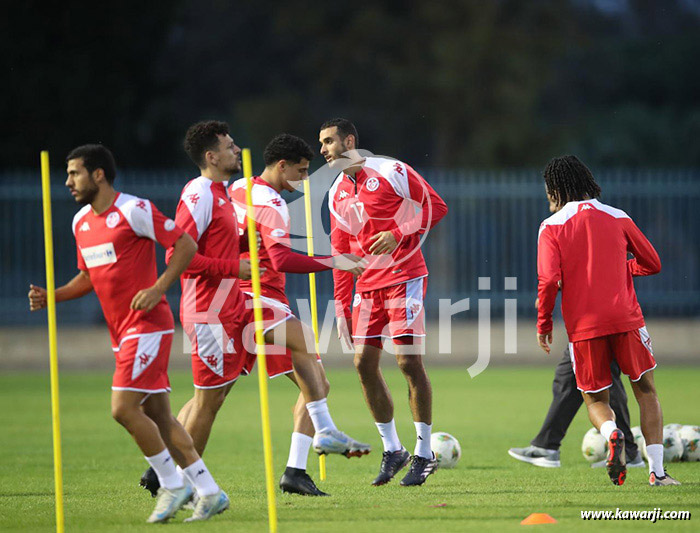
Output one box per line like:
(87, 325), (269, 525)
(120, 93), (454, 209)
(302, 179), (326, 481)
(243, 149), (277, 533)
(40, 151), (65, 533)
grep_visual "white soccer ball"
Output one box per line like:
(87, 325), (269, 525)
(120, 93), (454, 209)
(663, 428), (684, 463)
(678, 425), (700, 461)
(431, 432), (461, 469)
(631, 426), (647, 461)
(664, 423), (683, 433)
(582, 428), (607, 463)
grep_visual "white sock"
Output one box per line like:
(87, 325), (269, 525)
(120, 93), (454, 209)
(176, 465), (193, 487)
(145, 449), (184, 490)
(600, 420), (618, 442)
(306, 398), (337, 433)
(287, 432), (313, 470)
(375, 420), (402, 452)
(184, 459), (219, 497)
(646, 444), (665, 477)
(414, 422), (433, 459)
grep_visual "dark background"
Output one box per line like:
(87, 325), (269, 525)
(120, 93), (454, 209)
(3, 0), (700, 171)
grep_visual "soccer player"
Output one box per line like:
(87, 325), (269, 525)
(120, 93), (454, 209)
(320, 118), (448, 486)
(28, 144), (229, 523)
(536, 155), (680, 487)
(141, 121), (371, 497)
(229, 133), (370, 496)
(508, 347), (644, 469)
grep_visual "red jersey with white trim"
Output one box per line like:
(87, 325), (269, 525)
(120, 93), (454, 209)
(537, 199), (661, 342)
(173, 176), (246, 324)
(229, 177), (290, 303)
(329, 157), (448, 319)
(72, 192), (184, 348)
(229, 176), (333, 303)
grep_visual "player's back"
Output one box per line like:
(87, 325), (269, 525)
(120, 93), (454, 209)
(538, 199), (660, 341)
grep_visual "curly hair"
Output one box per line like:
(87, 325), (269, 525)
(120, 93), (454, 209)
(184, 120), (230, 168)
(263, 134), (314, 167)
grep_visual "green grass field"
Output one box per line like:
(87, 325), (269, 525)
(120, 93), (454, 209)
(1, 366), (698, 532)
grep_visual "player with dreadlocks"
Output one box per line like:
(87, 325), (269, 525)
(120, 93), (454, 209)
(536, 155), (679, 487)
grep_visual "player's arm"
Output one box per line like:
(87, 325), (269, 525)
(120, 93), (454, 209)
(131, 232), (197, 311)
(165, 195), (249, 279)
(623, 218), (661, 277)
(370, 165), (448, 254)
(536, 225), (561, 354)
(330, 212), (356, 350)
(28, 270), (93, 311)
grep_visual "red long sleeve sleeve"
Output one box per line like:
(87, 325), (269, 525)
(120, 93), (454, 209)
(331, 213), (355, 320)
(266, 243), (332, 273)
(624, 219), (661, 277)
(537, 225), (561, 334)
(390, 166), (448, 242)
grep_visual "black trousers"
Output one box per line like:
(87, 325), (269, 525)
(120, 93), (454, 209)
(531, 347), (639, 461)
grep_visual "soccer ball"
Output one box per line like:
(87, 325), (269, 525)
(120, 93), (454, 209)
(678, 425), (700, 461)
(431, 432), (461, 469)
(581, 428), (607, 463)
(631, 426), (647, 461)
(662, 427), (684, 463)
(664, 423), (683, 432)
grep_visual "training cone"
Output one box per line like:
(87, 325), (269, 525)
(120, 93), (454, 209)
(521, 513), (557, 525)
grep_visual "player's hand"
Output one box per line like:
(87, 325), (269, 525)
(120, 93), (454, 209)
(130, 286), (164, 312)
(368, 231), (398, 255)
(332, 254), (368, 276)
(237, 259), (265, 281)
(337, 315), (354, 352)
(537, 330), (553, 354)
(28, 284), (47, 311)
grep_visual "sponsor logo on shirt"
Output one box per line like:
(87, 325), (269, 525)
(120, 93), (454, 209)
(80, 242), (117, 268)
(164, 219), (176, 231)
(366, 177), (380, 192)
(106, 212), (120, 228)
(79, 221), (90, 232)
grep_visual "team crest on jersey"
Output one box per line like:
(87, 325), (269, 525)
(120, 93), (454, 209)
(366, 177), (380, 192)
(353, 294), (362, 307)
(338, 190), (349, 200)
(106, 212), (120, 228)
(164, 219), (176, 231)
(79, 221), (90, 232)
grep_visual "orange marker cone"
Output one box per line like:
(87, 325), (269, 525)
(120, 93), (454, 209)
(521, 513), (557, 525)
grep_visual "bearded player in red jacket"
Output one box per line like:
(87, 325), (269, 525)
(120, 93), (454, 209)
(536, 155), (680, 487)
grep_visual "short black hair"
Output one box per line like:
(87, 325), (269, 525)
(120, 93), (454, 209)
(184, 120), (230, 168)
(320, 118), (359, 147)
(543, 155), (602, 206)
(65, 144), (117, 185)
(263, 134), (314, 167)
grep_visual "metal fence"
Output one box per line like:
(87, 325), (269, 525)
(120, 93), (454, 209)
(2, 168), (699, 326)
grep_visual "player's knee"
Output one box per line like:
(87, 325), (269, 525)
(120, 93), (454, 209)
(111, 404), (135, 427)
(354, 352), (379, 377)
(396, 355), (423, 377)
(195, 389), (226, 414)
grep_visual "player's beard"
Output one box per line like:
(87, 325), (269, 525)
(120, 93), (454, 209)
(74, 179), (99, 205)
